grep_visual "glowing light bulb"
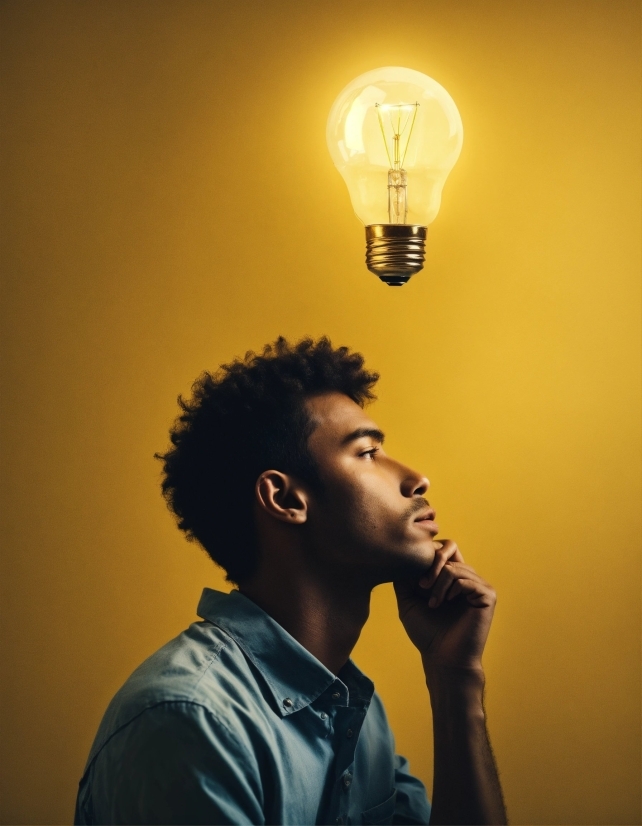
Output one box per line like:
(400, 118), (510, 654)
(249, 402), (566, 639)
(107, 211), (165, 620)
(327, 67), (463, 286)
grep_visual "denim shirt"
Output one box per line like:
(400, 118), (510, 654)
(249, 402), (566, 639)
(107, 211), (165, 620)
(75, 588), (431, 825)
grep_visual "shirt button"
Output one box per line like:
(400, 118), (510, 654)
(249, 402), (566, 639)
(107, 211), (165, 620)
(283, 698), (293, 708)
(346, 728), (353, 738)
(332, 692), (340, 700)
(320, 712), (328, 720)
(343, 772), (352, 788)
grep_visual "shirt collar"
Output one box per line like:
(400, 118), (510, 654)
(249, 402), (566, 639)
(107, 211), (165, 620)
(196, 588), (373, 717)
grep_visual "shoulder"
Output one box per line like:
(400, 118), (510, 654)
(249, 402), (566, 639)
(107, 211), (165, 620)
(77, 700), (268, 825)
(85, 618), (274, 768)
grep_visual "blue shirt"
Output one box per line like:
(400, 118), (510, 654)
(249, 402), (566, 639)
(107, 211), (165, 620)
(75, 588), (431, 825)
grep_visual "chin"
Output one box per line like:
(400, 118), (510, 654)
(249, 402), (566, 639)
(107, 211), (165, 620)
(372, 544), (436, 582)
(403, 539), (437, 568)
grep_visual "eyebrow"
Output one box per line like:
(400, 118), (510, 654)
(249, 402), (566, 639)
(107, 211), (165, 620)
(341, 427), (386, 446)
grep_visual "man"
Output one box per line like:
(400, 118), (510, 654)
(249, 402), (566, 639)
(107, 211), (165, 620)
(75, 337), (507, 825)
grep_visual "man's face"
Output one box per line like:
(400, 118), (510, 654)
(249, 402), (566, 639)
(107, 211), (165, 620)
(302, 392), (438, 583)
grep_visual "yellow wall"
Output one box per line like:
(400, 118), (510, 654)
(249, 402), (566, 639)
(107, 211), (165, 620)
(1, 1), (640, 823)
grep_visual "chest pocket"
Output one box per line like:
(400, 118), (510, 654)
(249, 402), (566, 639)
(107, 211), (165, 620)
(362, 789), (397, 825)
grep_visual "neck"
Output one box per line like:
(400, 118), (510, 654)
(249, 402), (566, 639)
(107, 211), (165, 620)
(239, 557), (373, 675)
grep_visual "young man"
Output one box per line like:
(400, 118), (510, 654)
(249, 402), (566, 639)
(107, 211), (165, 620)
(75, 337), (507, 825)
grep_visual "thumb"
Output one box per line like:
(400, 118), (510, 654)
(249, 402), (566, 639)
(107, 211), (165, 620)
(393, 576), (425, 608)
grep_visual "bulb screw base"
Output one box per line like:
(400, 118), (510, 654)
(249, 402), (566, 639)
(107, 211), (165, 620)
(365, 224), (427, 286)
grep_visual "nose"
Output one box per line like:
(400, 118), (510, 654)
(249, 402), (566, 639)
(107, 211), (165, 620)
(399, 463), (430, 498)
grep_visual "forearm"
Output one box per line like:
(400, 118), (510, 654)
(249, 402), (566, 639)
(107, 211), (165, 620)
(426, 667), (507, 826)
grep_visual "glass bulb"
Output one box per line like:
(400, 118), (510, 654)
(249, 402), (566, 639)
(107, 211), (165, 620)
(327, 66), (463, 285)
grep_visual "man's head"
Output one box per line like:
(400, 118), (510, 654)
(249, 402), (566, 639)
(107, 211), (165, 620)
(158, 337), (438, 585)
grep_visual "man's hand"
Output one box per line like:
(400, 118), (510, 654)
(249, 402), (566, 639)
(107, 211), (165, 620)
(394, 540), (496, 674)
(395, 541), (507, 824)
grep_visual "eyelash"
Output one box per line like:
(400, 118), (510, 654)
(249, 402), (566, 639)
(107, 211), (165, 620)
(360, 447), (379, 460)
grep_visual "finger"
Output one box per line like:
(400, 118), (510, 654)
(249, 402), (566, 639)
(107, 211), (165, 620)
(448, 577), (497, 608)
(445, 580), (464, 601)
(422, 557), (479, 601)
(427, 562), (455, 606)
(428, 563), (486, 607)
(419, 540), (465, 589)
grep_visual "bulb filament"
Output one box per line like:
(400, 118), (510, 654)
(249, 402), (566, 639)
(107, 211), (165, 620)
(375, 102), (419, 224)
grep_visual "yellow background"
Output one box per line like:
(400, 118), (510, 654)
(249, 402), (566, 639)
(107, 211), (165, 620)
(1, 1), (640, 824)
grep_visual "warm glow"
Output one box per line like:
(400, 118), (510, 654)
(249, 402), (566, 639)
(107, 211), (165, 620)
(327, 67), (463, 226)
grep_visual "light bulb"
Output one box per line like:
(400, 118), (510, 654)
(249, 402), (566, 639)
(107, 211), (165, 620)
(327, 67), (463, 286)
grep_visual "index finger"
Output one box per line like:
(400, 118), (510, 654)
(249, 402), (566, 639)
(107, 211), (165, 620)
(418, 539), (465, 588)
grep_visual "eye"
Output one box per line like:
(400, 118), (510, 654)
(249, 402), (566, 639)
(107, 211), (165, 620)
(360, 447), (379, 460)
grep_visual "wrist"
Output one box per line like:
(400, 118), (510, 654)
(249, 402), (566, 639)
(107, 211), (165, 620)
(424, 664), (486, 717)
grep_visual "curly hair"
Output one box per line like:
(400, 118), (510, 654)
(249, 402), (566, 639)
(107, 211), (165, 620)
(156, 337), (379, 584)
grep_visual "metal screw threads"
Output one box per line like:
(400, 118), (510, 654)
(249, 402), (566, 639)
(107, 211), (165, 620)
(365, 224), (427, 286)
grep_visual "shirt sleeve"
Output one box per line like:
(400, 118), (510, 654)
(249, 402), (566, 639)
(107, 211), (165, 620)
(393, 754), (432, 825)
(77, 701), (266, 825)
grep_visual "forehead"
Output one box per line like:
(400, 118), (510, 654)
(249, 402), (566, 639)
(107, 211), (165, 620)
(305, 391), (378, 445)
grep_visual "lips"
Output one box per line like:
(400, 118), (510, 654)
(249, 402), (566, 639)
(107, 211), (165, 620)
(414, 507), (436, 522)
(413, 508), (439, 535)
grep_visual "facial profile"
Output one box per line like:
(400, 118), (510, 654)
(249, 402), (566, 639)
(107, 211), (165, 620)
(297, 391), (439, 583)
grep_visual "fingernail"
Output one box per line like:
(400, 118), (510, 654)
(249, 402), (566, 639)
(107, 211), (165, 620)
(428, 597), (437, 608)
(419, 578), (431, 589)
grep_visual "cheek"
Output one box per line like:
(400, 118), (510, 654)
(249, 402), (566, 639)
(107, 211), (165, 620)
(315, 464), (403, 537)
(339, 479), (402, 537)
(312, 476), (376, 535)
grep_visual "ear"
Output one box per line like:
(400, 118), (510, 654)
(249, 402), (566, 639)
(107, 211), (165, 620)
(255, 470), (309, 525)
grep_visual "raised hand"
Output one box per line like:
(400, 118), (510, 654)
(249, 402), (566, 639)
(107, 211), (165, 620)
(395, 541), (507, 824)
(394, 540), (496, 674)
